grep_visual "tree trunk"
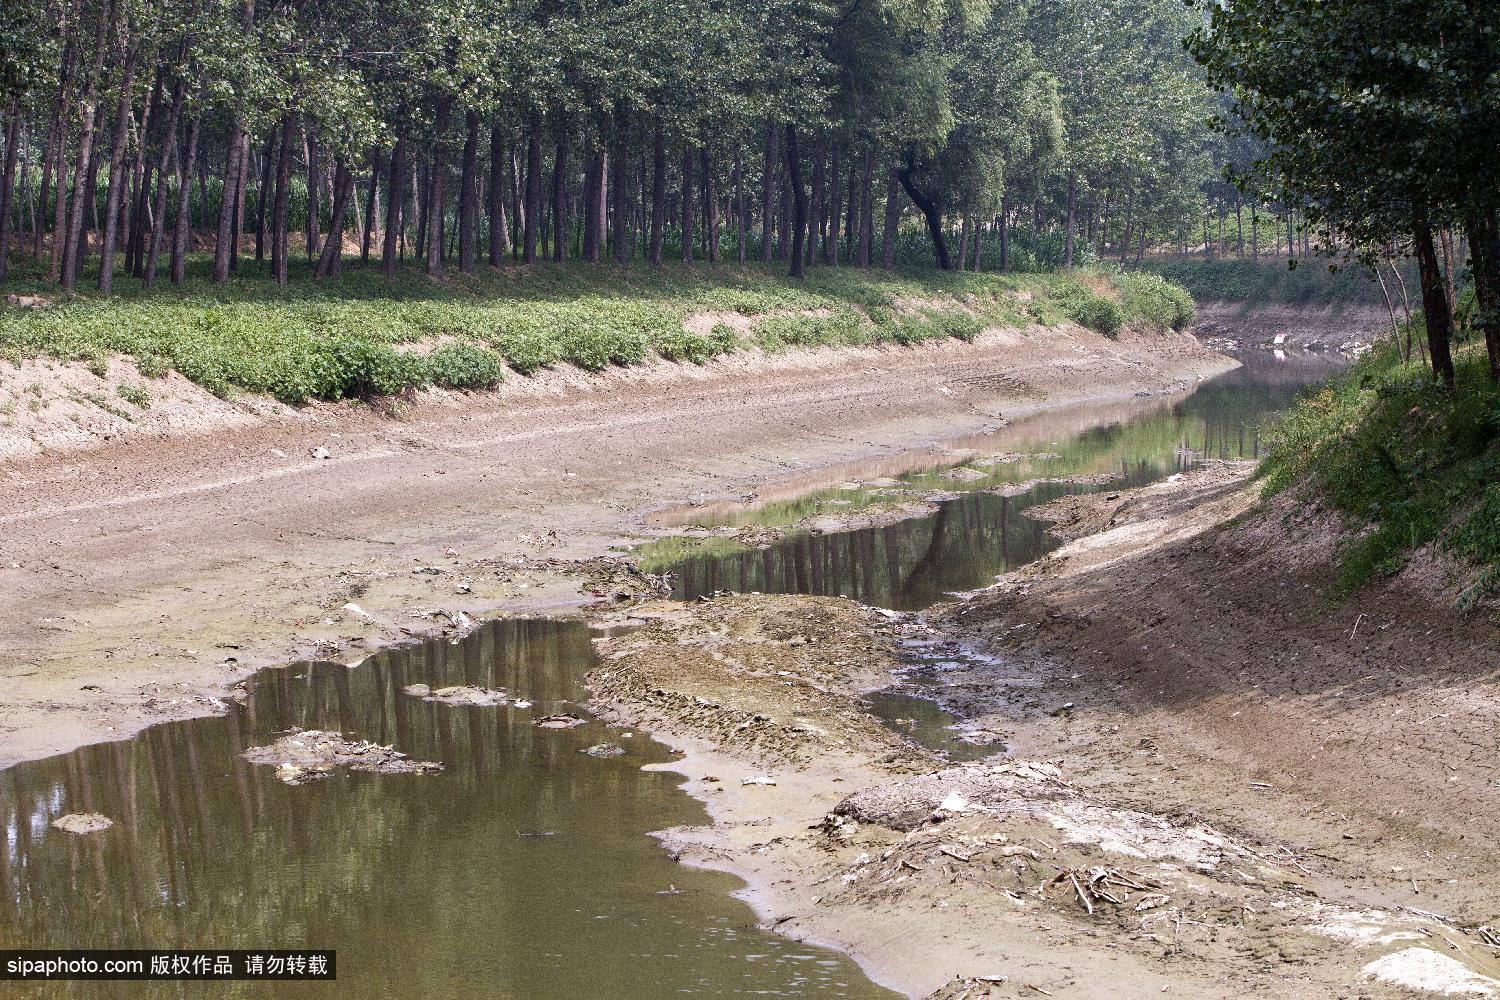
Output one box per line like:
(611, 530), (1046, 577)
(785, 125), (807, 280)
(610, 137), (627, 264)
(856, 149), (874, 268)
(701, 148), (718, 263)
(825, 142), (841, 265)
(304, 130), (320, 260)
(733, 151), (746, 264)
(142, 77), (185, 288)
(458, 109), (478, 273)
(316, 158), (354, 278)
(957, 217), (970, 273)
(361, 150), (382, 264)
(0, 105), (21, 280)
(498, 127), (516, 263)
(550, 132), (567, 264)
(999, 192), (1010, 271)
(213, 121), (245, 282)
(427, 96), (451, 275)
(1063, 171), (1077, 268)
(97, 45), (140, 294)
(648, 125), (665, 266)
(897, 164), (950, 271)
(523, 117), (541, 263)
(1412, 205), (1455, 388)
(270, 113), (294, 286)
(679, 141), (694, 262)
(255, 131), (275, 261)
(809, 141), (825, 266)
(381, 136), (405, 279)
(880, 169), (900, 269)
(760, 120), (777, 264)
(61, 5), (109, 292)
(1465, 206), (1500, 382)
(169, 116), (199, 284)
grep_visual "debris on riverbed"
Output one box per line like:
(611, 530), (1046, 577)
(402, 683), (509, 707)
(51, 813), (114, 834)
(243, 729), (444, 784)
(579, 742), (626, 758)
(533, 712), (587, 729)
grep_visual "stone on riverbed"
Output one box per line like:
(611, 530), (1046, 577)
(403, 684), (508, 707)
(243, 729), (444, 785)
(52, 813), (114, 835)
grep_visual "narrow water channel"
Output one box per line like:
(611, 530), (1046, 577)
(0, 351), (1339, 998)
(646, 353), (1342, 610)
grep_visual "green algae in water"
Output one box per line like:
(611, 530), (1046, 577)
(0, 619), (895, 999)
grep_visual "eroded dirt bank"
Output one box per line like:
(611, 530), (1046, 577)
(589, 581), (1500, 999)
(0, 322), (1228, 767)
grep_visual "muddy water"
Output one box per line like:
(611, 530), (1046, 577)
(652, 353), (1342, 610)
(0, 620), (893, 998)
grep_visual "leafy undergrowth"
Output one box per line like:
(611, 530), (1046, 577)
(1262, 345), (1500, 608)
(0, 258), (1192, 404)
(1146, 258), (1414, 309)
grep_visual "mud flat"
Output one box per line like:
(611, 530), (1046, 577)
(0, 321), (1230, 767)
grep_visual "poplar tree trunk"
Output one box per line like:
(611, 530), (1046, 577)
(809, 141), (825, 266)
(142, 78), (185, 289)
(701, 148), (719, 263)
(255, 132), (274, 261)
(648, 125), (665, 266)
(785, 125), (807, 280)
(1412, 205), (1455, 388)
(880, 169), (900, 269)
(898, 163), (951, 271)
(733, 151), (746, 264)
(999, 192), (1010, 271)
(610, 137), (628, 264)
(97, 45), (140, 294)
(427, 96), (451, 275)
(523, 116), (541, 263)
(316, 158), (353, 278)
(825, 143), (841, 265)
(61, 5), (109, 293)
(361, 150), (382, 264)
(381, 136), (405, 279)
(0, 105), (20, 280)
(1063, 172), (1077, 268)
(550, 133), (566, 263)
(1465, 207), (1500, 381)
(488, 126), (510, 265)
(214, 122), (245, 282)
(458, 109), (478, 273)
(856, 149), (874, 268)
(270, 114), (294, 286)
(170, 117), (199, 285)
(760, 120), (777, 264)
(305, 130), (320, 260)
(679, 142), (694, 262)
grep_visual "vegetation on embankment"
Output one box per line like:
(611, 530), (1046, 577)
(1144, 258), (1417, 309)
(1262, 344), (1500, 608)
(0, 261), (1193, 405)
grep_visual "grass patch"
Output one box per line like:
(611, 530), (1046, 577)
(1261, 343), (1500, 606)
(0, 258), (1194, 404)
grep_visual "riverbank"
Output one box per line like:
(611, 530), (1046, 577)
(587, 459), (1500, 999)
(0, 316), (1230, 768)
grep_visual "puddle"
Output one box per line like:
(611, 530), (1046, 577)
(643, 353), (1343, 610)
(863, 691), (998, 763)
(0, 619), (895, 998)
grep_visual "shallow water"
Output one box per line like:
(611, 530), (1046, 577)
(0, 620), (894, 998)
(651, 353), (1343, 610)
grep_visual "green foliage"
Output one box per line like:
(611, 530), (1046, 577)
(1113, 271), (1195, 332)
(1261, 345), (1500, 604)
(1052, 285), (1124, 337)
(0, 262), (1193, 403)
(1145, 259), (1412, 310)
(117, 384), (152, 409)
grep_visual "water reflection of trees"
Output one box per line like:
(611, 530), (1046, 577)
(0, 620), (721, 998)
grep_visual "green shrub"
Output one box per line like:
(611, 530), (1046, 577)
(1114, 271), (1196, 331)
(426, 341), (505, 390)
(1055, 285), (1124, 337)
(117, 383), (152, 408)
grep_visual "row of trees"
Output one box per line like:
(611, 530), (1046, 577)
(0, 0), (1221, 292)
(1188, 0), (1500, 385)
